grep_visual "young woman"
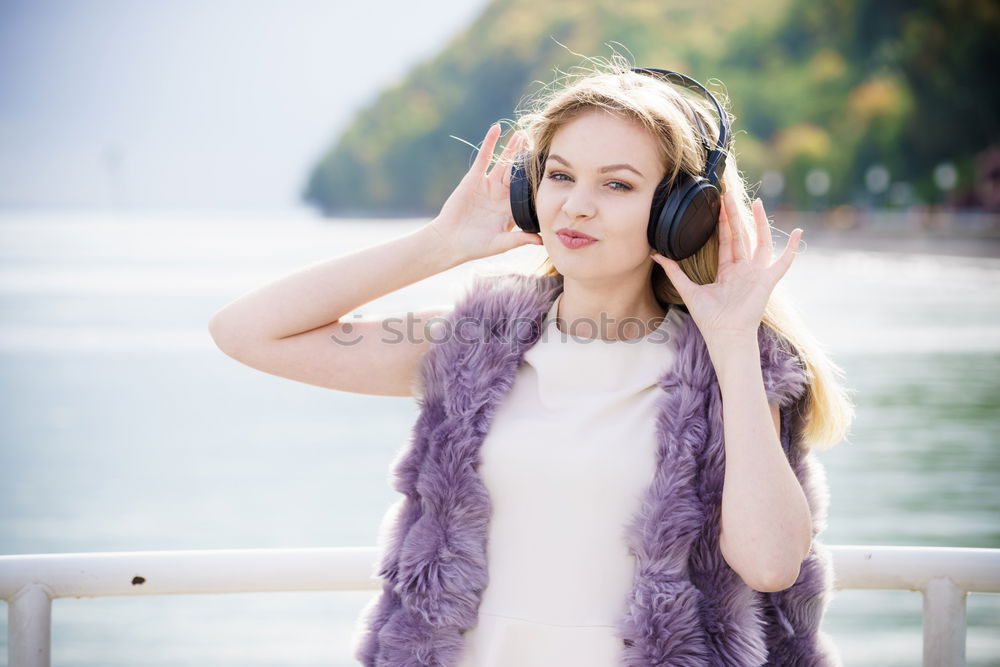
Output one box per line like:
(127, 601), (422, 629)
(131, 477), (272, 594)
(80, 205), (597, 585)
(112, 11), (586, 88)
(209, 62), (853, 666)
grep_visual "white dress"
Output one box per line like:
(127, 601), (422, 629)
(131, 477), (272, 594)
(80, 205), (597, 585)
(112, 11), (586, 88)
(440, 291), (686, 667)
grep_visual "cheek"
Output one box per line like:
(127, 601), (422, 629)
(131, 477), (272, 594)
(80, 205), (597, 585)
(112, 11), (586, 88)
(533, 186), (561, 231)
(625, 228), (654, 262)
(621, 199), (654, 249)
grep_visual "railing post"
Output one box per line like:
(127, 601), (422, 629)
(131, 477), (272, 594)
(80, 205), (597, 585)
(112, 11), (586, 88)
(922, 576), (966, 667)
(8, 583), (52, 667)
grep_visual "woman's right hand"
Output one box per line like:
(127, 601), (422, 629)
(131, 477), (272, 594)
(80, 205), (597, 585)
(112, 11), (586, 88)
(428, 123), (544, 263)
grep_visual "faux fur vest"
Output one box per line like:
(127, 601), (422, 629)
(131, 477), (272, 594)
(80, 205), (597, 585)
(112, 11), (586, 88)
(355, 272), (840, 666)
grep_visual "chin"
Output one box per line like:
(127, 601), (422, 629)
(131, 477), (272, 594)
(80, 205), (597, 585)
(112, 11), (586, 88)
(549, 256), (610, 282)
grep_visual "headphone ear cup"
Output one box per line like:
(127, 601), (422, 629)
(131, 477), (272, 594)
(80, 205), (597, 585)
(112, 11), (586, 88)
(509, 152), (540, 233)
(648, 174), (721, 261)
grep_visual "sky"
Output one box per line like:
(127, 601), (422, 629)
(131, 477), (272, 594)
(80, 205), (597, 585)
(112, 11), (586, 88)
(0, 0), (491, 211)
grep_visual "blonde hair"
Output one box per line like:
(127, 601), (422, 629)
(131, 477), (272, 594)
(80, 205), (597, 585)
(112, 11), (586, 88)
(511, 55), (855, 450)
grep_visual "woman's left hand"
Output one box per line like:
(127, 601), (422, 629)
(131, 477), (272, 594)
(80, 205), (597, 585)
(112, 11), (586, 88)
(651, 192), (803, 348)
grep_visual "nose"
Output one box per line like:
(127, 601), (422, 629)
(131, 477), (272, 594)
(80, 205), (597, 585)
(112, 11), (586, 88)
(560, 184), (597, 220)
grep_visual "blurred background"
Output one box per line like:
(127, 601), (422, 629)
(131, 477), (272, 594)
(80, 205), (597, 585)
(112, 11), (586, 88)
(1, 0), (997, 665)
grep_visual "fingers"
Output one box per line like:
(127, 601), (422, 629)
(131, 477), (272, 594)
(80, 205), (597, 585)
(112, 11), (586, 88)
(718, 192), (734, 265)
(771, 228), (803, 281)
(490, 129), (524, 188)
(650, 251), (694, 298)
(472, 123), (501, 176)
(487, 230), (544, 256)
(751, 198), (773, 265)
(750, 197), (802, 284)
(509, 230), (543, 249)
(725, 191), (751, 261)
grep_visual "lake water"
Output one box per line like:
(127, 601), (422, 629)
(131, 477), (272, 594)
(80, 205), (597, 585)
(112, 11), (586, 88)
(1, 209), (998, 665)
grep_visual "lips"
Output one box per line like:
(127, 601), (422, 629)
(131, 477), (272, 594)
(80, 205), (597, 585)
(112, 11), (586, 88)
(556, 227), (598, 249)
(556, 227), (597, 241)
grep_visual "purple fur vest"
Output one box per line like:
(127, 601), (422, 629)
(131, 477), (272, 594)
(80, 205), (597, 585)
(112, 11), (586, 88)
(355, 272), (840, 666)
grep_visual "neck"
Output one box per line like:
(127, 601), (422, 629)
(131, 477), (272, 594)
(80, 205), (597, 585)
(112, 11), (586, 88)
(555, 269), (667, 341)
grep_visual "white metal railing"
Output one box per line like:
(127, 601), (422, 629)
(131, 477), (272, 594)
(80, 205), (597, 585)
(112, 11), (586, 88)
(1, 545), (998, 667)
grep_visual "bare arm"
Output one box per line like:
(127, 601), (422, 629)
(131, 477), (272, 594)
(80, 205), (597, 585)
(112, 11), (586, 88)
(207, 124), (540, 396)
(207, 224), (464, 395)
(713, 335), (813, 593)
(210, 224), (461, 344)
(650, 191), (809, 593)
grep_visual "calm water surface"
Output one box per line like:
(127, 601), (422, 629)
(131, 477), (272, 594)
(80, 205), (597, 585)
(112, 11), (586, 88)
(1, 210), (998, 665)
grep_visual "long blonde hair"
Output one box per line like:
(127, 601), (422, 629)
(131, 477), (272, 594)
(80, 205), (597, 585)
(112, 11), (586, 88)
(512, 57), (855, 450)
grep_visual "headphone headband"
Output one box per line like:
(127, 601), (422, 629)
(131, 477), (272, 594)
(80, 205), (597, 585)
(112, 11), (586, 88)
(630, 67), (730, 185)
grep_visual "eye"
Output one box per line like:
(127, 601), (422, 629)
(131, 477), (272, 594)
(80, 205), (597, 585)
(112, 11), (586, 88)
(543, 171), (633, 191)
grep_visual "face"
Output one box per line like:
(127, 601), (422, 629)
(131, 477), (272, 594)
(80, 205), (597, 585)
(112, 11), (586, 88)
(536, 109), (663, 284)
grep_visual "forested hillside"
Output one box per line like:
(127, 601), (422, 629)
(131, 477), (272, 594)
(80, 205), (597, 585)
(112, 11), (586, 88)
(302, 0), (999, 216)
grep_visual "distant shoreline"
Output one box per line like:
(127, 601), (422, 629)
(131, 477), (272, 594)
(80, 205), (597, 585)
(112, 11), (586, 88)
(772, 210), (1000, 258)
(777, 228), (1000, 259)
(1, 207), (997, 259)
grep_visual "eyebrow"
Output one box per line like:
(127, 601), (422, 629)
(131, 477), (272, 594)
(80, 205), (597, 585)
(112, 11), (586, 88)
(548, 154), (646, 178)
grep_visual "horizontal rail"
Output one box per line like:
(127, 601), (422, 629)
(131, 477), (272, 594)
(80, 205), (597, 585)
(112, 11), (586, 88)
(3, 545), (997, 600)
(2, 545), (998, 667)
(827, 545), (1000, 593)
(0, 546), (381, 599)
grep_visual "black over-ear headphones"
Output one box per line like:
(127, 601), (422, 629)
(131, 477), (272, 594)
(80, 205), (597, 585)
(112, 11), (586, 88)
(509, 68), (731, 261)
